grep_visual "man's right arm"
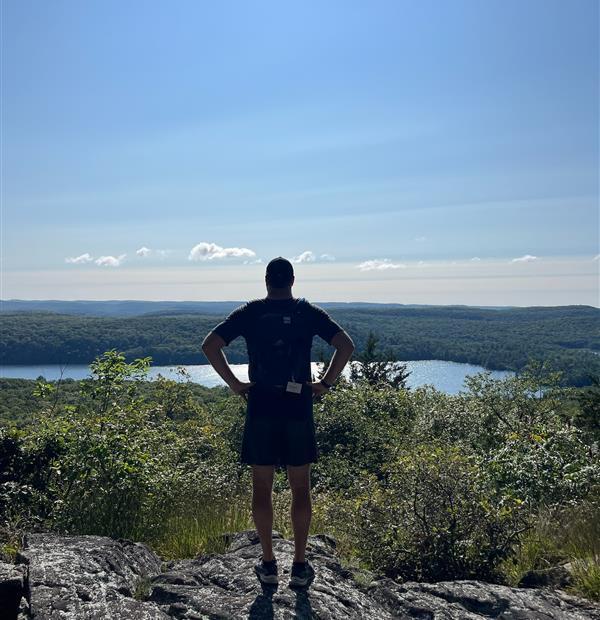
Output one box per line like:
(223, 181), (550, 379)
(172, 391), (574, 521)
(201, 332), (247, 394)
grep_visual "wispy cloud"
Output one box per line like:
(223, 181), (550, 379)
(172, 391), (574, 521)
(188, 242), (256, 261)
(243, 258), (263, 264)
(470, 256), (481, 261)
(511, 254), (538, 263)
(65, 252), (94, 264)
(137, 247), (172, 258)
(414, 236), (427, 242)
(291, 251), (316, 263)
(593, 254), (600, 261)
(356, 258), (407, 271)
(95, 254), (126, 267)
(320, 253), (336, 261)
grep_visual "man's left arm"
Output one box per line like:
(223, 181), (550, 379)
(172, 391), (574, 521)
(309, 304), (355, 394)
(319, 330), (355, 387)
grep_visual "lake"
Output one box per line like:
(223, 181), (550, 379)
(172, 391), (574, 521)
(0, 360), (513, 395)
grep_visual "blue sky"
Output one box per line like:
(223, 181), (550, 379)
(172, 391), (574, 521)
(2, 0), (598, 305)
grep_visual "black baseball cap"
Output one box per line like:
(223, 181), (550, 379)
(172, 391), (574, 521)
(265, 256), (294, 287)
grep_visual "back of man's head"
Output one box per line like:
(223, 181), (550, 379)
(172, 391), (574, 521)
(265, 256), (294, 288)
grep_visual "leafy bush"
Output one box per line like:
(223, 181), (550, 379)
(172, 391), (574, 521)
(313, 382), (414, 491)
(2, 347), (599, 591)
(348, 442), (529, 582)
(1, 350), (247, 551)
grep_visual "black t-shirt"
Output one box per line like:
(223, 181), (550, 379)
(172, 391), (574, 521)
(210, 297), (343, 384)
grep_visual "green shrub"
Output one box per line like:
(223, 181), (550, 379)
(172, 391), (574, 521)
(349, 441), (528, 582)
(313, 382), (413, 491)
(3, 350), (246, 547)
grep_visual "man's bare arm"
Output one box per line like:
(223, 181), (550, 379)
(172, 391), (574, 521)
(319, 330), (355, 385)
(201, 332), (248, 394)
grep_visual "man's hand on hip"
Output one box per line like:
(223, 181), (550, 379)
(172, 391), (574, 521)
(230, 380), (255, 401)
(305, 381), (329, 399)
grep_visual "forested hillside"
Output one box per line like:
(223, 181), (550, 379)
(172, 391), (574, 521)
(1, 305), (598, 385)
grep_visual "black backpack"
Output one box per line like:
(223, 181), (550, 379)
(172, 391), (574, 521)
(250, 297), (311, 385)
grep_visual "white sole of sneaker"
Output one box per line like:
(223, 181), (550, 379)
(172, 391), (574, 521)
(289, 575), (314, 587)
(255, 569), (278, 584)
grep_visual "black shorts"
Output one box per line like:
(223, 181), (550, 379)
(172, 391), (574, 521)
(241, 383), (318, 467)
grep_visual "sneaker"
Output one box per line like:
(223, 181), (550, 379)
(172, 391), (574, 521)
(289, 559), (315, 587)
(254, 556), (278, 585)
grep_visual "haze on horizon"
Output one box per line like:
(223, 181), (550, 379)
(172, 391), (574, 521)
(1, 0), (598, 307)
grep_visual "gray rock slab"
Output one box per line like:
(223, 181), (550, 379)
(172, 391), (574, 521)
(7, 529), (600, 619)
(16, 532), (168, 619)
(148, 529), (600, 619)
(0, 560), (27, 619)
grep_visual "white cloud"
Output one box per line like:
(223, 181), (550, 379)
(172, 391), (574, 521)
(593, 254), (600, 261)
(95, 254), (126, 267)
(414, 236), (427, 242)
(156, 249), (172, 257)
(417, 260), (427, 267)
(243, 258), (264, 264)
(320, 253), (336, 261)
(291, 251), (316, 263)
(188, 242), (256, 261)
(355, 258), (407, 271)
(511, 254), (538, 263)
(65, 252), (93, 264)
(136, 246), (152, 257)
(470, 256), (481, 261)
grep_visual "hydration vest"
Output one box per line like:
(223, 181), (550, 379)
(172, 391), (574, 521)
(250, 297), (311, 385)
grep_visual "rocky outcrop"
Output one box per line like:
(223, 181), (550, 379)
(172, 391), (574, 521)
(2, 529), (599, 619)
(0, 561), (27, 619)
(12, 533), (166, 619)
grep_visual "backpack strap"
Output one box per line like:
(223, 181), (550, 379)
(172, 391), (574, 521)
(288, 297), (311, 382)
(294, 297), (309, 316)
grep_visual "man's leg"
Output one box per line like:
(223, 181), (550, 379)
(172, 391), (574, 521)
(287, 463), (312, 563)
(251, 464), (276, 561)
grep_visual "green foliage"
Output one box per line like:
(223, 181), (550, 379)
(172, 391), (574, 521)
(349, 330), (411, 389)
(132, 575), (153, 601)
(307, 361), (600, 586)
(1, 350), (247, 555)
(313, 382), (414, 490)
(346, 442), (529, 582)
(1, 347), (599, 599)
(458, 362), (600, 508)
(77, 349), (152, 416)
(573, 375), (600, 442)
(499, 494), (600, 602)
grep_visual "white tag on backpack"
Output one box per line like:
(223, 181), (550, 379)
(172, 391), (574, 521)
(283, 315), (291, 323)
(286, 381), (302, 394)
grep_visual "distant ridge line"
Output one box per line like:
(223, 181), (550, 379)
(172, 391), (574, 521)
(2, 298), (598, 319)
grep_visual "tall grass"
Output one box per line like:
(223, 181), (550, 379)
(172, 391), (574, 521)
(500, 495), (600, 602)
(149, 493), (254, 560)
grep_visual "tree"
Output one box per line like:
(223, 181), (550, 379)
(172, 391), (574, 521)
(574, 374), (600, 442)
(349, 330), (411, 390)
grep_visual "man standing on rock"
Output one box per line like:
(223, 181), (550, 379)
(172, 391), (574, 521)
(202, 256), (355, 588)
